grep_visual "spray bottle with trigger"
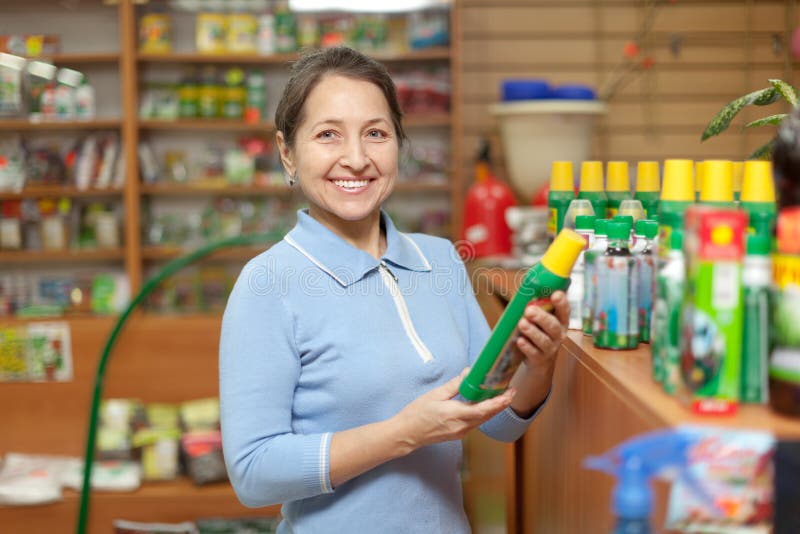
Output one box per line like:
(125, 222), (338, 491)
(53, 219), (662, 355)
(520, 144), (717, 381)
(584, 428), (717, 534)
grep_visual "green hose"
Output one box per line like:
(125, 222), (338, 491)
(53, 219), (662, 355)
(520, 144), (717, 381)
(76, 232), (282, 534)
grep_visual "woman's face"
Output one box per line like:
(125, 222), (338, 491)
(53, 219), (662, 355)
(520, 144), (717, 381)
(277, 74), (399, 231)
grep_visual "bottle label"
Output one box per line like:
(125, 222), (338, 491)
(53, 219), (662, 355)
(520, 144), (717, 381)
(608, 207), (618, 218)
(582, 252), (596, 335)
(593, 255), (639, 349)
(547, 207), (557, 237)
(637, 253), (655, 343)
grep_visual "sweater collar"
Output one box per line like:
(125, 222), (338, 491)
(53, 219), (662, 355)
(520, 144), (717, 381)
(284, 209), (431, 287)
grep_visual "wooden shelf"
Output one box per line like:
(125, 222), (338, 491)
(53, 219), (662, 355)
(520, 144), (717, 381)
(0, 248), (125, 263)
(31, 52), (120, 64)
(136, 46), (449, 65)
(142, 245), (271, 261)
(0, 186), (123, 200)
(139, 119), (274, 132)
(404, 113), (451, 127)
(0, 118), (121, 131)
(139, 182), (294, 196)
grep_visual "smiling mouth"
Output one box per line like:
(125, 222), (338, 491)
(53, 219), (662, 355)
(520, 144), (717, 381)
(330, 178), (374, 190)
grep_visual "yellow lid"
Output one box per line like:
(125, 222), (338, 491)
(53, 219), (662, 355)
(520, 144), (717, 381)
(606, 161), (630, 192)
(661, 159), (695, 201)
(540, 228), (586, 278)
(549, 161), (574, 192)
(579, 161), (604, 192)
(636, 161), (660, 192)
(694, 161), (704, 194)
(741, 160), (776, 203)
(732, 161), (744, 194)
(699, 159), (734, 202)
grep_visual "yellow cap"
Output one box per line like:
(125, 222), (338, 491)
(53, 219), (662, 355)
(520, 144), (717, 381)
(732, 161), (744, 194)
(606, 161), (630, 192)
(741, 160), (776, 203)
(550, 161), (574, 192)
(540, 228), (586, 278)
(694, 161), (704, 194)
(636, 161), (660, 192)
(579, 161), (604, 192)
(661, 159), (695, 201)
(699, 159), (733, 202)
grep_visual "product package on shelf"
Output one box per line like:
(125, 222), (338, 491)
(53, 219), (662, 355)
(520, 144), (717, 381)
(0, 321), (72, 382)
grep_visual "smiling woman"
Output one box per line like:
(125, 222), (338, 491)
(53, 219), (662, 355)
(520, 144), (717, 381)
(219, 46), (571, 534)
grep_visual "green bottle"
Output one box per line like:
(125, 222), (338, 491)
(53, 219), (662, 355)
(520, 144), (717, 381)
(741, 234), (771, 404)
(698, 160), (735, 207)
(657, 159), (694, 258)
(547, 161), (576, 242)
(631, 220), (658, 344)
(740, 160), (777, 237)
(578, 161), (608, 220)
(459, 229), (586, 402)
(606, 161), (633, 218)
(634, 161), (660, 220)
(654, 230), (685, 393)
(583, 218), (610, 335)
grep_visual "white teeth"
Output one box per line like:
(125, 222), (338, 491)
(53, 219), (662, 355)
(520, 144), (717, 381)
(333, 179), (369, 189)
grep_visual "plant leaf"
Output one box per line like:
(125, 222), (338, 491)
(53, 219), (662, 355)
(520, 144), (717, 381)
(769, 78), (799, 108)
(745, 113), (788, 128)
(701, 87), (779, 141)
(749, 140), (774, 160)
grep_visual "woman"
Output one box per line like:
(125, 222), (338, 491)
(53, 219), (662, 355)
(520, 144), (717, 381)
(220, 47), (569, 533)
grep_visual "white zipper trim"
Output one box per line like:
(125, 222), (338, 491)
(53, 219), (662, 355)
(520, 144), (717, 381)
(379, 262), (434, 363)
(284, 235), (347, 286)
(400, 233), (432, 270)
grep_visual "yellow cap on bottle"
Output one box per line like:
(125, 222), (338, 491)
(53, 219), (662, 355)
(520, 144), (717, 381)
(699, 160), (734, 202)
(606, 161), (630, 192)
(540, 228), (586, 278)
(579, 161), (604, 192)
(732, 161), (744, 195)
(741, 160), (776, 203)
(661, 159), (695, 201)
(636, 161), (660, 192)
(694, 161), (704, 194)
(550, 161), (574, 192)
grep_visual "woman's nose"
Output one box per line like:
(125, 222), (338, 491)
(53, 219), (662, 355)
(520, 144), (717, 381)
(340, 137), (369, 172)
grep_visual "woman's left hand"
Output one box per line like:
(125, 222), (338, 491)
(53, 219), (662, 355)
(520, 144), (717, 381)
(515, 290), (570, 368)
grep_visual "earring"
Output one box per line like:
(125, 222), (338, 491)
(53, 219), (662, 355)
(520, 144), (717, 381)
(285, 173), (297, 187)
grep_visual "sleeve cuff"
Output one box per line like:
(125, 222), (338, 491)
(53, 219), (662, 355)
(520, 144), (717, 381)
(479, 387), (552, 442)
(301, 432), (334, 495)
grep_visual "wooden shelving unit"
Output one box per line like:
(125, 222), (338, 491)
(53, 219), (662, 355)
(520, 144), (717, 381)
(0, 118), (121, 131)
(141, 244), (272, 261)
(139, 118), (275, 132)
(0, 186), (123, 200)
(0, 248), (125, 263)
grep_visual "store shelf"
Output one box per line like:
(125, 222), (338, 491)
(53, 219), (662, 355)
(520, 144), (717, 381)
(32, 52), (120, 64)
(404, 113), (451, 127)
(0, 185), (123, 200)
(139, 182), (294, 196)
(0, 248), (125, 263)
(142, 245), (272, 262)
(0, 118), (121, 131)
(139, 119), (274, 132)
(395, 181), (450, 192)
(136, 46), (450, 65)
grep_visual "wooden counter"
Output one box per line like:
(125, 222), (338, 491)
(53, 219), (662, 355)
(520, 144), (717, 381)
(470, 266), (800, 533)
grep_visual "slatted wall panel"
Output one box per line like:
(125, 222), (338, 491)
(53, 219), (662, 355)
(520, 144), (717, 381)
(459, 0), (800, 196)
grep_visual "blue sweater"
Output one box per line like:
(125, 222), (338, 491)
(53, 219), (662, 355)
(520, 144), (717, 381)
(219, 210), (543, 533)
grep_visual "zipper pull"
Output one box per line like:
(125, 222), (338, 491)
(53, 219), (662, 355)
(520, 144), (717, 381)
(380, 261), (398, 283)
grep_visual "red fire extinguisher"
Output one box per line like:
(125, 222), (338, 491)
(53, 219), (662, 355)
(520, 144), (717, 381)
(460, 139), (517, 259)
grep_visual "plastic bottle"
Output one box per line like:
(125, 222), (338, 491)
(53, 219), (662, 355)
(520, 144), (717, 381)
(740, 233), (771, 404)
(740, 160), (777, 237)
(562, 198), (596, 231)
(653, 229), (685, 392)
(547, 160), (576, 241)
(593, 221), (639, 350)
(460, 140), (516, 259)
(567, 214), (596, 330)
(634, 161), (660, 220)
(631, 220), (658, 344)
(244, 71), (266, 124)
(583, 218), (609, 335)
(578, 161), (608, 220)
(178, 68), (199, 118)
(657, 159), (694, 258)
(606, 161), (632, 218)
(459, 229), (586, 401)
(75, 78), (95, 120)
(698, 159), (735, 207)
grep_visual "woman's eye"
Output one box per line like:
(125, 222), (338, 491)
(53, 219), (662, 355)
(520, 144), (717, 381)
(367, 129), (387, 138)
(317, 130), (337, 140)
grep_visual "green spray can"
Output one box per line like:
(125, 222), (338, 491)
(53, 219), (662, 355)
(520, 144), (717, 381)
(741, 234), (771, 404)
(582, 218), (610, 335)
(547, 161), (576, 242)
(634, 161), (660, 220)
(606, 161), (633, 218)
(578, 161), (608, 220)
(740, 160), (777, 237)
(652, 229), (685, 389)
(631, 220), (658, 343)
(658, 159), (695, 258)
(459, 229), (585, 402)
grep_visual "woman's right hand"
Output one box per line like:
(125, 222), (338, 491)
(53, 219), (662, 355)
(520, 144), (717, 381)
(392, 368), (516, 451)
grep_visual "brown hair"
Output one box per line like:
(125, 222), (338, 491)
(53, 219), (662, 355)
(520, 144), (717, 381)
(275, 47), (406, 149)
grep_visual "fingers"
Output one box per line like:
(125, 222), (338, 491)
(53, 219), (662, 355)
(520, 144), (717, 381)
(453, 387), (515, 424)
(432, 367), (470, 400)
(550, 291), (570, 328)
